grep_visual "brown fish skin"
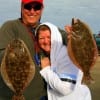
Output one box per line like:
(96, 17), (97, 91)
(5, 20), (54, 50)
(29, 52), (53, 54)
(1, 39), (35, 100)
(68, 18), (98, 84)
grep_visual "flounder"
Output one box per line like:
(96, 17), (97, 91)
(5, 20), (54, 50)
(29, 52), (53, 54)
(67, 18), (98, 84)
(0, 39), (35, 100)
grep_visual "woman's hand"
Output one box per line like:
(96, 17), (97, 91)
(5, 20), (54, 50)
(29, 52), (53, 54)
(65, 25), (72, 33)
(65, 25), (72, 39)
(40, 57), (51, 69)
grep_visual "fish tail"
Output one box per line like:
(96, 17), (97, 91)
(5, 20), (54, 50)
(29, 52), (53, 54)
(12, 94), (25, 100)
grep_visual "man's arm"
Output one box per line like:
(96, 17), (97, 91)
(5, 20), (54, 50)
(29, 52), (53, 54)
(58, 28), (68, 46)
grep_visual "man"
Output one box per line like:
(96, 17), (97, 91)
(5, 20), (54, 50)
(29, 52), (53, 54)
(0, 0), (67, 100)
(0, 0), (48, 100)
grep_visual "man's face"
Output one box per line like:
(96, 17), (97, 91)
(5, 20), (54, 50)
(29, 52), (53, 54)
(21, 2), (43, 26)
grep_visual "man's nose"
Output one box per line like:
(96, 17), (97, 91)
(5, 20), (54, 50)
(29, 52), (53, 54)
(30, 8), (36, 13)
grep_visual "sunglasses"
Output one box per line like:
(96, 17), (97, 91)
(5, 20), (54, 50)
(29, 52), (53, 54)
(24, 2), (42, 11)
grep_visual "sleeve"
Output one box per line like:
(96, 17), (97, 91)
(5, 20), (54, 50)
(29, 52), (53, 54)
(0, 21), (17, 64)
(58, 28), (68, 46)
(40, 66), (75, 96)
(0, 49), (5, 65)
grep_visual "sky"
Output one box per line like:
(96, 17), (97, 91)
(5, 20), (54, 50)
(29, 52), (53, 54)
(0, 0), (100, 34)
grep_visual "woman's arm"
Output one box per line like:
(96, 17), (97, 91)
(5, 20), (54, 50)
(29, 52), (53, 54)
(40, 63), (75, 96)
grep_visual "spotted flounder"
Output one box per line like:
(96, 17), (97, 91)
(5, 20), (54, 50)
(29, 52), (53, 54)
(1, 39), (35, 100)
(67, 18), (98, 84)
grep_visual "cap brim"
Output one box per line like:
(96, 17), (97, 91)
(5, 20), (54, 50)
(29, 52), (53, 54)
(22, 0), (43, 5)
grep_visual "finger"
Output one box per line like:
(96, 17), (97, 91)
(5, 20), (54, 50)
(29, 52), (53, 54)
(65, 25), (72, 33)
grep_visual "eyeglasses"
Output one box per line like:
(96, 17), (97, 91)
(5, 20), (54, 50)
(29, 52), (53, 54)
(24, 2), (42, 11)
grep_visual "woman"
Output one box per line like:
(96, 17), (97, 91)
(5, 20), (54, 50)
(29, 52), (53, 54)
(35, 22), (91, 100)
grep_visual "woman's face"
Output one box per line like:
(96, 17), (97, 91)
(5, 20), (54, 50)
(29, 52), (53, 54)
(38, 30), (51, 54)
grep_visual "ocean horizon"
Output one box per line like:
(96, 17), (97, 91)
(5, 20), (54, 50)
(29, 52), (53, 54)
(0, 0), (100, 34)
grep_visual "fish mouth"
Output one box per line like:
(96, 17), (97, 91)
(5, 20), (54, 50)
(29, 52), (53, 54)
(72, 18), (80, 25)
(71, 18), (82, 40)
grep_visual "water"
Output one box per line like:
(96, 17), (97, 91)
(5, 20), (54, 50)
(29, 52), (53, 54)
(0, 0), (100, 34)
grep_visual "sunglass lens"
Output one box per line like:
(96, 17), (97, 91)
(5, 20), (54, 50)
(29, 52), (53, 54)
(24, 4), (32, 10)
(34, 4), (42, 10)
(24, 3), (42, 11)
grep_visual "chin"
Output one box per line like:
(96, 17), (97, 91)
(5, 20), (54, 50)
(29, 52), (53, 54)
(28, 21), (35, 25)
(46, 50), (50, 54)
